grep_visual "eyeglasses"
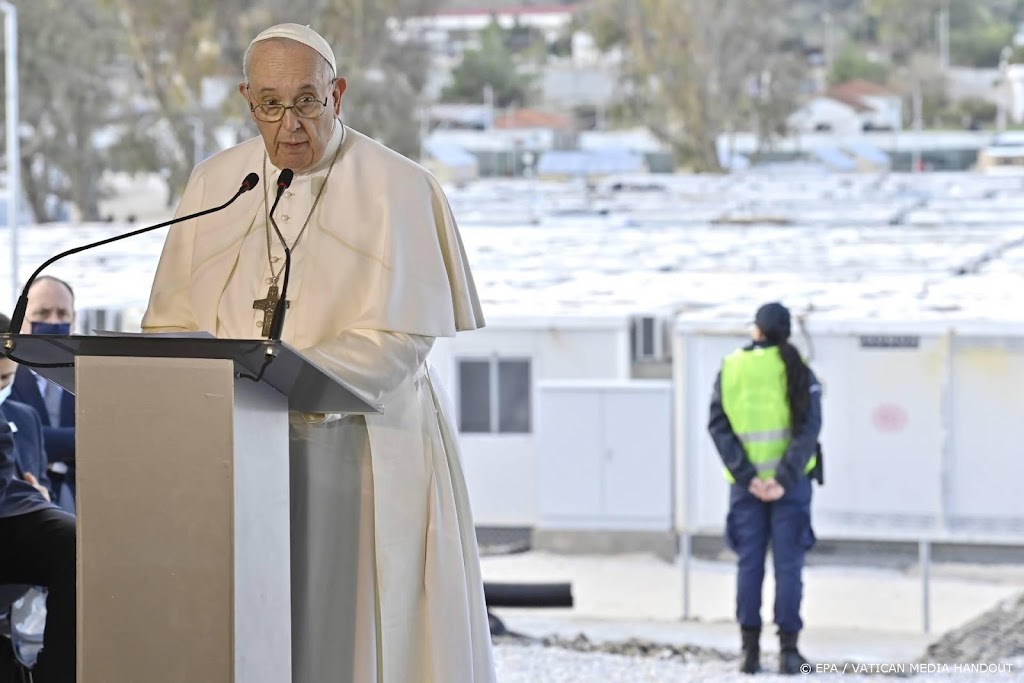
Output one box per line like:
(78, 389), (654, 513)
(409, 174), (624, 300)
(249, 94), (328, 122)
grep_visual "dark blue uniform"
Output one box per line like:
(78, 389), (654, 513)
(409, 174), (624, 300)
(708, 335), (823, 675)
(709, 350), (821, 632)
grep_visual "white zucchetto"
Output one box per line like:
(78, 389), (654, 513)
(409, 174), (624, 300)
(248, 23), (337, 76)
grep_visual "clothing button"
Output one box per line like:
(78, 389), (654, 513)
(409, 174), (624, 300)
(281, 214), (290, 221)
(285, 191), (294, 198)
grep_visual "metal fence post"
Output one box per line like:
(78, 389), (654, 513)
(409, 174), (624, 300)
(920, 539), (931, 634)
(0, 2), (19, 306)
(681, 530), (691, 620)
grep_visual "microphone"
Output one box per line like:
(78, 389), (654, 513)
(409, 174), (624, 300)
(8, 172), (260, 335)
(266, 169), (295, 345)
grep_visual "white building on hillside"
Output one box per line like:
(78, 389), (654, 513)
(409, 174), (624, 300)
(788, 96), (865, 135)
(789, 79), (903, 135)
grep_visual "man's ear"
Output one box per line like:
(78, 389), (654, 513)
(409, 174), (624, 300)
(239, 82), (259, 123)
(332, 78), (347, 116)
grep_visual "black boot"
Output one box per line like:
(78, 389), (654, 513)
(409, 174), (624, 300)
(739, 626), (761, 674)
(779, 630), (810, 675)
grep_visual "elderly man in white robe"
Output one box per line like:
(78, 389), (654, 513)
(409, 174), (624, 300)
(141, 23), (496, 683)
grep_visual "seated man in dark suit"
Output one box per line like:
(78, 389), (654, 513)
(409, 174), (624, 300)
(0, 380), (55, 506)
(8, 279), (76, 512)
(0, 315), (55, 505)
(0, 360), (76, 682)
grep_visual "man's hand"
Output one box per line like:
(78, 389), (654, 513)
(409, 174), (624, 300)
(23, 472), (51, 502)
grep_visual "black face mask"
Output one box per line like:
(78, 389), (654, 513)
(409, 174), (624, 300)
(29, 322), (72, 335)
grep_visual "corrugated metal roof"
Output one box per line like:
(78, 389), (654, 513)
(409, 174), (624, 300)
(424, 140), (479, 167)
(537, 149), (647, 176)
(7, 169), (1024, 329)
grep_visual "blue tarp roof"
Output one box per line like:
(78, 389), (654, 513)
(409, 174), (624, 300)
(423, 141), (478, 168)
(843, 140), (891, 167)
(719, 149), (750, 171)
(812, 146), (858, 172)
(537, 149), (647, 176)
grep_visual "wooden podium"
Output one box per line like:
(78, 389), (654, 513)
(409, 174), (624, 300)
(1, 333), (381, 683)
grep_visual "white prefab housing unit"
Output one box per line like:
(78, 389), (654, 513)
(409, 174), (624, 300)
(429, 316), (634, 527)
(673, 317), (1024, 546)
(536, 380), (672, 533)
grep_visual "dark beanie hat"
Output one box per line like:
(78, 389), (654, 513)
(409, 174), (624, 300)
(755, 302), (791, 341)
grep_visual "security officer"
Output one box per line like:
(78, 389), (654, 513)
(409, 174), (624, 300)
(708, 302), (823, 675)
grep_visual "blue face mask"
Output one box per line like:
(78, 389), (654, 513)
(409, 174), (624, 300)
(0, 383), (11, 406)
(30, 322), (71, 335)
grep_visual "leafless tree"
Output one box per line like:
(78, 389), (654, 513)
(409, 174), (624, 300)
(587, 0), (809, 172)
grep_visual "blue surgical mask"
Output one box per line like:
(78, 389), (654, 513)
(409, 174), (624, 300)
(0, 383), (11, 406)
(30, 322), (71, 335)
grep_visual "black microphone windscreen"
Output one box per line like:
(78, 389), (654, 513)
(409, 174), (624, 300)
(241, 172), (260, 192)
(278, 169), (295, 189)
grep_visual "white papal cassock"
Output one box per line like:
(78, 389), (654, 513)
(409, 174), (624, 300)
(141, 120), (496, 683)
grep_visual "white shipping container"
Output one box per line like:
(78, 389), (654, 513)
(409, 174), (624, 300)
(673, 319), (1024, 545)
(430, 317), (633, 527)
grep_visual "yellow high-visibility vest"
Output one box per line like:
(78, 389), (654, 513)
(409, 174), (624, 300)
(721, 345), (816, 483)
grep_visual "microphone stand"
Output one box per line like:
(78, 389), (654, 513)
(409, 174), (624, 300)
(265, 168), (295, 348)
(238, 169), (294, 383)
(4, 173), (260, 367)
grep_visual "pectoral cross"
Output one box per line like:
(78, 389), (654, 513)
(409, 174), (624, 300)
(253, 283), (290, 337)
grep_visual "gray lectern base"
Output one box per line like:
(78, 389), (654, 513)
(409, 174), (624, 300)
(76, 355), (290, 683)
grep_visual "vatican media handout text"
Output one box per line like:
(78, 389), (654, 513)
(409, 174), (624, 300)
(802, 662), (1016, 675)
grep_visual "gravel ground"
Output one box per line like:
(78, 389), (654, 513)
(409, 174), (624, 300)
(925, 593), (1024, 664)
(494, 640), (1024, 682)
(493, 590), (1024, 683)
(482, 549), (1024, 681)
